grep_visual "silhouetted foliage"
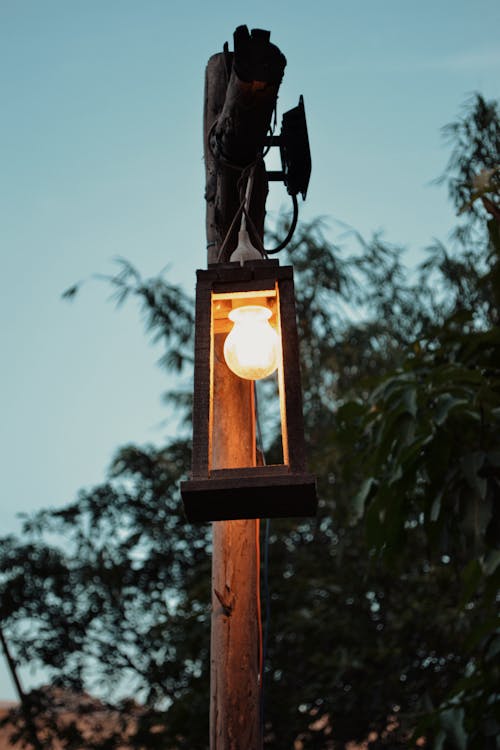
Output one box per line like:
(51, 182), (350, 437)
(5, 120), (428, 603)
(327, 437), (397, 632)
(1, 93), (499, 749)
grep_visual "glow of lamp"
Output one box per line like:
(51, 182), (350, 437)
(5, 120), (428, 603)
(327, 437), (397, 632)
(223, 305), (279, 380)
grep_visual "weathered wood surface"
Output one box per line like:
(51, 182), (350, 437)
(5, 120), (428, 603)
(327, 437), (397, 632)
(210, 335), (260, 749)
(204, 26), (286, 264)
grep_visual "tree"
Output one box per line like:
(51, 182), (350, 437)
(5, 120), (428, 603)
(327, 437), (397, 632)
(1, 93), (499, 749)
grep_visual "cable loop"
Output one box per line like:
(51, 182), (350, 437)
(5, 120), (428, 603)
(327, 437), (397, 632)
(264, 193), (299, 255)
(209, 124), (300, 258)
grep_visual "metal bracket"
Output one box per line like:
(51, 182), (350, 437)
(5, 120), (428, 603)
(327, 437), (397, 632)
(264, 95), (311, 200)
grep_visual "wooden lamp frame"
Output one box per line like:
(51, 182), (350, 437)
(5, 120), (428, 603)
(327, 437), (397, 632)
(181, 259), (317, 522)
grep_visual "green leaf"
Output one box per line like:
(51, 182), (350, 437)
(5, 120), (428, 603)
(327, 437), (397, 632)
(433, 394), (469, 426)
(486, 451), (500, 467)
(464, 615), (500, 651)
(438, 705), (467, 750)
(336, 400), (367, 421)
(460, 452), (487, 499)
(402, 386), (417, 417)
(461, 559), (482, 603)
(371, 372), (415, 403)
(433, 366), (484, 386)
(365, 496), (385, 550)
(399, 433), (434, 471)
(485, 634), (500, 662)
(482, 549), (500, 576)
(350, 478), (378, 523)
(430, 493), (442, 522)
(61, 283), (81, 300)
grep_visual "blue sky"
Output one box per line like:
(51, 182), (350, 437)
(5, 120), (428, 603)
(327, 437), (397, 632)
(1, 0), (499, 699)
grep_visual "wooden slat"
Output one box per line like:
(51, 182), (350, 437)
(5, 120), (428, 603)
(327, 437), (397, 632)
(181, 471), (317, 522)
(279, 276), (308, 473)
(191, 278), (212, 479)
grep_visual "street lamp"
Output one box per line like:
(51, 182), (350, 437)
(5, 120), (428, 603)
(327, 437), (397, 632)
(181, 258), (317, 522)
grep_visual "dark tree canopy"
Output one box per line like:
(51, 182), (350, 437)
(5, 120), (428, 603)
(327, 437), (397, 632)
(1, 93), (499, 750)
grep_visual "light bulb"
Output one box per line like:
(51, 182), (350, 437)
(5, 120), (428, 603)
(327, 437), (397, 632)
(223, 305), (279, 380)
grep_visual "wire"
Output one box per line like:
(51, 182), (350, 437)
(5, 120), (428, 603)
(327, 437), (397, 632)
(241, 206), (268, 260)
(254, 382), (266, 464)
(240, 166), (255, 234)
(215, 193), (247, 263)
(263, 517), (271, 699)
(216, 163), (262, 263)
(264, 193), (299, 255)
(254, 383), (272, 742)
(254, 381), (264, 698)
(261, 106), (278, 158)
(240, 188), (299, 257)
(259, 519), (271, 741)
(256, 518), (263, 688)
(209, 119), (300, 257)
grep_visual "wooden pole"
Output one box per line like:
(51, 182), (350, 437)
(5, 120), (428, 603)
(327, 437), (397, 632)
(203, 26), (286, 750)
(210, 337), (260, 749)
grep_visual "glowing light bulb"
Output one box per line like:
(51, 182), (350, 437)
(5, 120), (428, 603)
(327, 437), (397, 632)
(223, 305), (279, 380)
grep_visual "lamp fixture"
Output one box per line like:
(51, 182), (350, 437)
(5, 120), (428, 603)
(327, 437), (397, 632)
(181, 259), (317, 522)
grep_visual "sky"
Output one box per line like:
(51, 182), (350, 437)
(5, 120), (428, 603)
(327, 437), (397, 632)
(1, 0), (500, 700)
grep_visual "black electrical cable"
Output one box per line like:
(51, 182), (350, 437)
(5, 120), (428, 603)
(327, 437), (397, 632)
(241, 207), (268, 259)
(216, 163), (262, 262)
(264, 193), (299, 255)
(254, 384), (272, 742)
(209, 130), (300, 258)
(216, 194), (247, 262)
(261, 517), (271, 736)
